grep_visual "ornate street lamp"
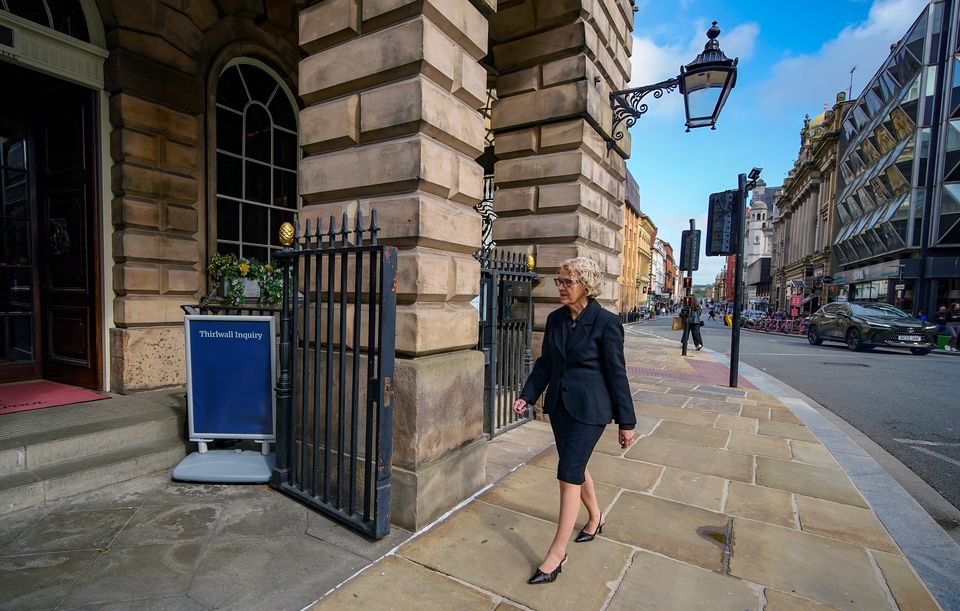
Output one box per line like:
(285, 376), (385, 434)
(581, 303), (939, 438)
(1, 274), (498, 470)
(609, 21), (738, 148)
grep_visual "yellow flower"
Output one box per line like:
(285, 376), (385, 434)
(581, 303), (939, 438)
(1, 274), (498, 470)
(265, 264), (273, 272)
(238, 262), (250, 276)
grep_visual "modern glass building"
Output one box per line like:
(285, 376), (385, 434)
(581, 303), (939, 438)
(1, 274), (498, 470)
(832, 0), (960, 313)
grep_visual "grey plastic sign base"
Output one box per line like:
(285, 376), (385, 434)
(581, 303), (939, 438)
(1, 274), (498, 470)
(172, 449), (275, 483)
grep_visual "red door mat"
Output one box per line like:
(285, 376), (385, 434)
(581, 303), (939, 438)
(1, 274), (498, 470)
(0, 381), (108, 415)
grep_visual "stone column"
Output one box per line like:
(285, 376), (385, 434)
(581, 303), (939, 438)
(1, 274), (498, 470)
(808, 185), (820, 255)
(489, 0), (634, 328)
(110, 92), (202, 392)
(296, 0), (491, 531)
(104, 0), (208, 392)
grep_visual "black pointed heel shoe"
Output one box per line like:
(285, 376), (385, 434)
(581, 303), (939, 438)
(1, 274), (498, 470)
(575, 513), (604, 543)
(527, 554), (567, 584)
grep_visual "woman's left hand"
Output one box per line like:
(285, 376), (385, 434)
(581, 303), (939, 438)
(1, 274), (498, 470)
(618, 428), (635, 449)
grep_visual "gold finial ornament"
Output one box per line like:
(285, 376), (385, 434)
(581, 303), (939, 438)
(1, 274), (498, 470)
(526, 255), (535, 270)
(279, 222), (295, 246)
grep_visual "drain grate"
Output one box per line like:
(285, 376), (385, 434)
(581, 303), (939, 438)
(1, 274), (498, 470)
(823, 362), (869, 367)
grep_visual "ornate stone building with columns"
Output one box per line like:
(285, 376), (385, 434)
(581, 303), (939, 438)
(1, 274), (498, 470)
(772, 92), (854, 314)
(0, 0), (635, 529)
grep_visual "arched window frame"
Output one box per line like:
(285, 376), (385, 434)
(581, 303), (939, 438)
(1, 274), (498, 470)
(0, 0), (92, 42)
(210, 56), (300, 267)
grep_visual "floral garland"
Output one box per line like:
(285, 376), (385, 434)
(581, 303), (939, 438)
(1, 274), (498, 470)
(203, 253), (284, 307)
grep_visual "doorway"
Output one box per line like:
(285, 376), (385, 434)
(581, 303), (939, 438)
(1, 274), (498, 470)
(0, 61), (102, 390)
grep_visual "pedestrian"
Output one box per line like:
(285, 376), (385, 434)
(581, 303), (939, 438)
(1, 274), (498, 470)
(512, 257), (636, 585)
(682, 296), (704, 350)
(708, 308), (716, 321)
(932, 305), (948, 337)
(946, 303), (960, 352)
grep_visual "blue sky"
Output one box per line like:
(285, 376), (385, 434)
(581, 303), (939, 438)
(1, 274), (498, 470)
(626, 0), (930, 284)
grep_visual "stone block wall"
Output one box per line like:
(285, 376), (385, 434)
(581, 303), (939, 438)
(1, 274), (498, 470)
(296, 0), (493, 530)
(95, 0), (638, 534)
(490, 0), (634, 328)
(101, 0), (299, 392)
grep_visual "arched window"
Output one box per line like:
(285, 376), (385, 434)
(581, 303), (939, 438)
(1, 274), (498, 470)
(0, 0), (89, 41)
(214, 60), (298, 263)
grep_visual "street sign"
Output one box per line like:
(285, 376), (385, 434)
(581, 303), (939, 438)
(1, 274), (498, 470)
(184, 315), (276, 440)
(679, 229), (701, 271)
(895, 283), (905, 290)
(706, 189), (739, 256)
(790, 295), (801, 307)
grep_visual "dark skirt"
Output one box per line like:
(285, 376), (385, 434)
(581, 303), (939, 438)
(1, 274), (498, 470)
(549, 399), (605, 485)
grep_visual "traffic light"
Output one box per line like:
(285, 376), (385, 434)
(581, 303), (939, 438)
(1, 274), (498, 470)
(682, 277), (692, 289)
(683, 296), (692, 307)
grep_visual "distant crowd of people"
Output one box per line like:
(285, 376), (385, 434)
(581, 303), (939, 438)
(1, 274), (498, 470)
(628, 305), (679, 319)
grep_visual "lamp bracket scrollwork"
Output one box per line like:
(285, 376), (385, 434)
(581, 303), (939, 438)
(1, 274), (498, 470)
(474, 175), (498, 261)
(608, 77), (680, 149)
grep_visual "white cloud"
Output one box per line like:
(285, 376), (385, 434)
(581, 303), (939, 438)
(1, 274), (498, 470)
(760, 0), (929, 114)
(629, 21), (759, 120)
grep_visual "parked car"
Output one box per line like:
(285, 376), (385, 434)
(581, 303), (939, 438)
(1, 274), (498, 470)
(806, 302), (938, 355)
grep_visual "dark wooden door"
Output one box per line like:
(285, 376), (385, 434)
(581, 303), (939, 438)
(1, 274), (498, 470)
(37, 87), (102, 390)
(0, 118), (41, 383)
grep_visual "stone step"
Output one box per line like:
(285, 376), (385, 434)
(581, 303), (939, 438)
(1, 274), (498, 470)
(0, 439), (188, 515)
(0, 403), (182, 476)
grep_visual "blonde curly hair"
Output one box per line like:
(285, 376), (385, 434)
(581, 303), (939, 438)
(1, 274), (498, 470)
(559, 257), (603, 297)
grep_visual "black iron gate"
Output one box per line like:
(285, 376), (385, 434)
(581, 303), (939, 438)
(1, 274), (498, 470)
(477, 250), (538, 438)
(270, 211), (397, 539)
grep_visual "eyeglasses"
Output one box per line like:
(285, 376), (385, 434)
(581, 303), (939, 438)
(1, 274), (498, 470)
(553, 277), (580, 288)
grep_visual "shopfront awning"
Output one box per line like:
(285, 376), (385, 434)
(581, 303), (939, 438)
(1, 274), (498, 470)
(790, 279), (805, 290)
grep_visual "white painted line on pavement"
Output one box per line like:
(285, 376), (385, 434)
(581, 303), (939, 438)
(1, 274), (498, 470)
(895, 439), (960, 448)
(908, 446), (960, 468)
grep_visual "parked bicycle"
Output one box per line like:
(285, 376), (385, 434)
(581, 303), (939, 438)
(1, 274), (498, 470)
(751, 315), (807, 336)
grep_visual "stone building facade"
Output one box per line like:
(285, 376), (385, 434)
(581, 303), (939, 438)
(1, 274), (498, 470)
(638, 214), (656, 307)
(743, 180), (780, 309)
(713, 268), (726, 303)
(650, 238), (664, 302)
(0, 0), (636, 530)
(660, 239), (676, 305)
(772, 92), (853, 314)
(618, 170), (656, 312)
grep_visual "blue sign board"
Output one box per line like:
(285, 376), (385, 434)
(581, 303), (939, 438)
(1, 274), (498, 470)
(184, 315), (276, 440)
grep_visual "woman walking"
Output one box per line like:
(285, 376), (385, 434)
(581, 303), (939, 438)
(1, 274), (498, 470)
(512, 257), (636, 585)
(682, 296), (704, 350)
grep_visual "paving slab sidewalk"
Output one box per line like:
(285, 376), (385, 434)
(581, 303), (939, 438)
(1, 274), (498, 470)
(311, 331), (947, 611)
(1, 331), (954, 610)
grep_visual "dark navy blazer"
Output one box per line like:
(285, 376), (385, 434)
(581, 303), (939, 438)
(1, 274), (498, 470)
(519, 299), (636, 429)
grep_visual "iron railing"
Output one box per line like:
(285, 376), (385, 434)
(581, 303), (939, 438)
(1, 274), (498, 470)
(477, 250), (538, 438)
(270, 210), (397, 539)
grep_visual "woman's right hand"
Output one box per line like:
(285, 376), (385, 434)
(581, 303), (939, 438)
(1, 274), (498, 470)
(513, 398), (527, 415)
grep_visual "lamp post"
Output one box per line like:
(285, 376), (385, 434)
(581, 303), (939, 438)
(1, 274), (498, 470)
(608, 21), (738, 148)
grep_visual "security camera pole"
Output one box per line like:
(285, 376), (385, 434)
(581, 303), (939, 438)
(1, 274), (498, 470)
(729, 168), (762, 387)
